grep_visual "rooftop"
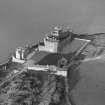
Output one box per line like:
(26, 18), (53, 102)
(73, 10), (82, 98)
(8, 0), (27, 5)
(45, 26), (70, 42)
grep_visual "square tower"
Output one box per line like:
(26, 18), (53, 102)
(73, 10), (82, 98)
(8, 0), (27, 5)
(43, 37), (59, 52)
(38, 26), (70, 53)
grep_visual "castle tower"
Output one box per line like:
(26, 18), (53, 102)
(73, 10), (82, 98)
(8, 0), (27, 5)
(43, 36), (59, 52)
(38, 26), (71, 53)
(15, 47), (25, 60)
(39, 26), (63, 53)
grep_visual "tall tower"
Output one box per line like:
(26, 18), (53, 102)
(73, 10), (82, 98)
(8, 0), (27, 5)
(38, 26), (71, 53)
(39, 26), (63, 53)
